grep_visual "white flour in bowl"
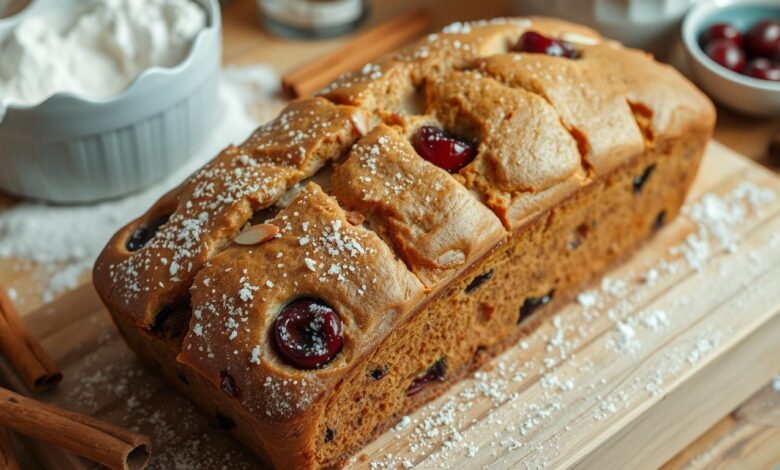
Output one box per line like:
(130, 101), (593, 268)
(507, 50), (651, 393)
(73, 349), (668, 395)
(0, 0), (206, 110)
(0, 65), (282, 302)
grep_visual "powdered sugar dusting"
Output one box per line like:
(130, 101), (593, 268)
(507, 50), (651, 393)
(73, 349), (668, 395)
(365, 181), (779, 467)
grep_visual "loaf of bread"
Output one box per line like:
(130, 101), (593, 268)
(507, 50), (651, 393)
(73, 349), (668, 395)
(94, 17), (715, 469)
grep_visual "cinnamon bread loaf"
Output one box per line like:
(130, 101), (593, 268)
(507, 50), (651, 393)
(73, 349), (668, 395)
(94, 17), (715, 469)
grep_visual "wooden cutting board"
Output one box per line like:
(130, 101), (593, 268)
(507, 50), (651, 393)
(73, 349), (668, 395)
(9, 141), (780, 469)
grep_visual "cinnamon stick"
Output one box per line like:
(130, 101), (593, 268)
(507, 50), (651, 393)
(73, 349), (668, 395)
(0, 355), (89, 470)
(282, 8), (432, 98)
(0, 387), (151, 470)
(0, 427), (19, 470)
(0, 286), (61, 392)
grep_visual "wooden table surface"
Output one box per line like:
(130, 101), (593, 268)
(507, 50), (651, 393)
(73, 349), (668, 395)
(0, 0), (779, 467)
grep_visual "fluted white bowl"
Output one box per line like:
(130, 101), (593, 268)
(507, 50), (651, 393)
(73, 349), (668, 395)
(0, 0), (221, 203)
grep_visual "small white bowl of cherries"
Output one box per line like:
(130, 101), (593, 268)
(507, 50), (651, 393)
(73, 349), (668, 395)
(683, 0), (780, 116)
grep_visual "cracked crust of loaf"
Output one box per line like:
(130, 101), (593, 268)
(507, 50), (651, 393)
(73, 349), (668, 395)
(94, 16), (715, 469)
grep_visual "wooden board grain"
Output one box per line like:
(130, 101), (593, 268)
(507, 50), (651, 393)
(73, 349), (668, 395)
(4, 142), (779, 469)
(662, 384), (780, 470)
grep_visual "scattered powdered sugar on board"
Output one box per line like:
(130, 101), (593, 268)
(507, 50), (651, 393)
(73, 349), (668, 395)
(671, 182), (777, 271)
(365, 181), (779, 468)
(0, 65), (281, 302)
(49, 316), (256, 469)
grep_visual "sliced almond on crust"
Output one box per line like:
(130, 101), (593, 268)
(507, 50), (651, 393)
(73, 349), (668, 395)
(234, 223), (279, 246)
(350, 110), (371, 136)
(561, 31), (600, 46)
(435, 249), (466, 268)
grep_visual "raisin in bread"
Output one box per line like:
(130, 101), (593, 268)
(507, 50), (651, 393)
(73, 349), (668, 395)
(94, 17), (715, 469)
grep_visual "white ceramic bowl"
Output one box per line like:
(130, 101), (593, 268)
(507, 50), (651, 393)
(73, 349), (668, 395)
(512, 0), (703, 58)
(682, 0), (780, 116)
(0, 0), (221, 203)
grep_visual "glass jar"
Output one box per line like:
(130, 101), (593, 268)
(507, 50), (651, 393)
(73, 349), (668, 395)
(257, 0), (368, 38)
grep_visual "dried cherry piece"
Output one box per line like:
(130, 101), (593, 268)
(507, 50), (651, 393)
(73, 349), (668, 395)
(412, 126), (476, 173)
(518, 291), (554, 324)
(632, 164), (656, 194)
(219, 370), (240, 398)
(465, 270), (494, 294)
(514, 31), (577, 58)
(274, 298), (343, 369)
(126, 213), (171, 251)
(406, 358), (447, 396)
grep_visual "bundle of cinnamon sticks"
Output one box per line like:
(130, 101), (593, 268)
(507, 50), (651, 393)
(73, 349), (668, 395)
(0, 285), (150, 470)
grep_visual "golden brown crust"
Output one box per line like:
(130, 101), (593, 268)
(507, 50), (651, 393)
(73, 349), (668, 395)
(94, 98), (368, 328)
(93, 16), (716, 470)
(331, 124), (506, 287)
(179, 183), (425, 419)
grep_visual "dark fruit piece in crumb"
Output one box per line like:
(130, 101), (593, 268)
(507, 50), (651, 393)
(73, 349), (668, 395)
(744, 58), (780, 81)
(176, 372), (189, 385)
(215, 412), (236, 430)
(406, 358), (447, 396)
(370, 366), (388, 380)
(568, 223), (591, 250)
(219, 370), (240, 398)
(465, 270), (494, 293)
(654, 210), (667, 230)
(518, 291), (554, 324)
(700, 23), (742, 48)
(704, 39), (746, 73)
(632, 164), (656, 194)
(412, 126), (476, 173)
(745, 20), (780, 59)
(325, 428), (335, 443)
(274, 298), (343, 369)
(126, 213), (171, 251)
(151, 305), (189, 339)
(769, 132), (780, 166)
(514, 31), (577, 58)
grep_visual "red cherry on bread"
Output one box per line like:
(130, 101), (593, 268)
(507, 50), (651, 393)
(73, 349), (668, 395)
(704, 39), (746, 73)
(514, 31), (577, 58)
(745, 19), (780, 58)
(412, 126), (476, 173)
(700, 23), (743, 47)
(744, 58), (780, 81)
(274, 298), (343, 369)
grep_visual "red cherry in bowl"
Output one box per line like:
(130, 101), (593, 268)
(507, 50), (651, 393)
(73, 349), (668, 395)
(700, 23), (743, 47)
(412, 126), (476, 173)
(745, 19), (780, 58)
(744, 58), (780, 81)
(514, 31), (577, 59)
(274, 298), (343, 369)
(704, 39), (746, 73)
